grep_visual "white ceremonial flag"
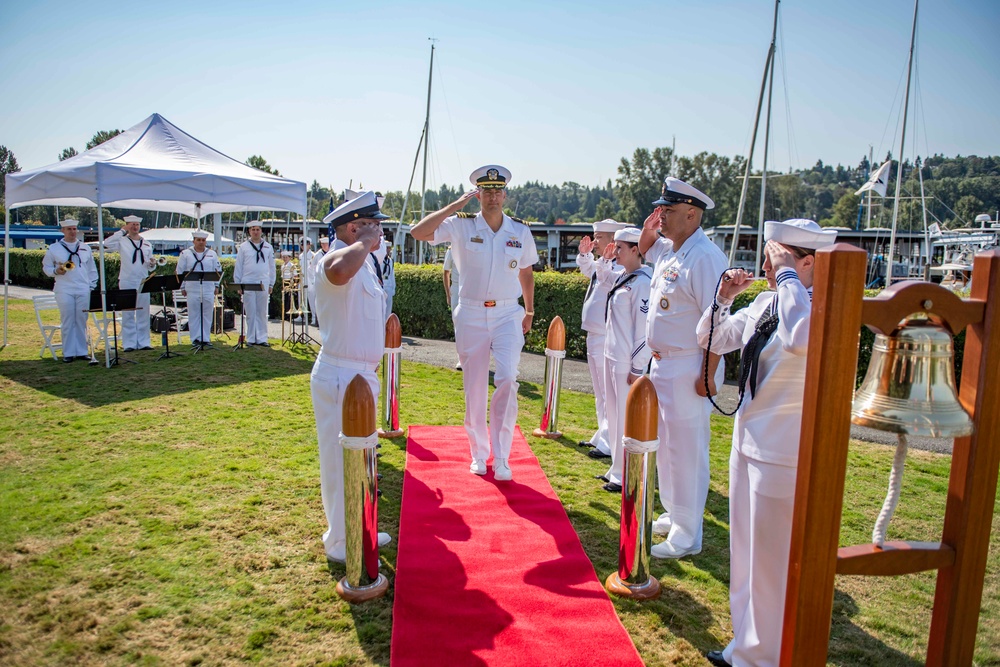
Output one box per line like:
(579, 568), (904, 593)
(855, 160), (892, 197)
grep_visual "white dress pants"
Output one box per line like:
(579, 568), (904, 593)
(453, 303), (524, 462)
(723, 448), (797, 667)
(586, 332), (610, 454)
(649, 354), (720, 552)
(307, 284), (318, 324)
(243, 288), (270, 344)
(119, 280), (150, 349)
(603, 357), (631, 485)
(310, 360), (380, 559)
(55, 290), (90, 358)
(187, 288), (214, 344)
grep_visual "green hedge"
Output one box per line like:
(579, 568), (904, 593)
(5, 249), (967, 383)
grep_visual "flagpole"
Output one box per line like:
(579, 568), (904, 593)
(885, 0), (918, 286)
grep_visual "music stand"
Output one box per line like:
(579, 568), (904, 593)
(88, 288), (138, 367)
(183, 271), (222, 354)
(141, 274), (183, 361)
(232, 283), (263, 351)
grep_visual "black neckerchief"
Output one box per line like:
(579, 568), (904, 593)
(59, 241), (81, 265)
(738, 296), (779, 399)
(370, 253), (384, 287)
(605, 268), (644, 321)
(250, 240), (265, 264)
(126, 235), (145, 265)
(191, 250), (206, 272)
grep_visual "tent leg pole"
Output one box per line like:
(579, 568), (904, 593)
(3, 209), (10, 349)
(97, 204), (111, 368)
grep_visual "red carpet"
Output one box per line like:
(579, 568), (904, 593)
(391, 425), (644, 667)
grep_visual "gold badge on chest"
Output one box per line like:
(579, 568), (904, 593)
(660, 296), (670, 311)
(509, 259), (517, 269)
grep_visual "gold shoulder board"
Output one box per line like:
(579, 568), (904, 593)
(456, 212), (476, 218)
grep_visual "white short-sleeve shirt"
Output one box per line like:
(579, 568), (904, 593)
(314, 239), (386, 366)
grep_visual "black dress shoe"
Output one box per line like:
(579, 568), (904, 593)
(578, 440), (595, 448)
(602, 482), (622, 493)
(705, 650), (730, 666)
(587, 449), (611, 459)
(123, 347), (136, 352)
(140, 346), (153, 351)
(63, 356), (75, 363)
(594, 475), (609, 482)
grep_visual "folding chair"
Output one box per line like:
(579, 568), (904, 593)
(90, 310), (122, 355)
(172, 289), (191, 345)
(32, 294), (62, 360)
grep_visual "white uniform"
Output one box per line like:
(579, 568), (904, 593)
(103, 230), (154, 349)
(300, 248), (315, 320)
(234, 239), (276, 345)
(577, 251), (615, 455)
(307, 248), (326, 325)
(442, 248), (460, 312)
(176, 247), (222, 344)
(645, 227), (727, 553)
(599, 261), (652, 485)
(430, 213), (537, 462)
(372, 238), (396, 316)
(42, 240), (99, 358)
(696, 267), (812, 667)
(310, 239), (386, 559)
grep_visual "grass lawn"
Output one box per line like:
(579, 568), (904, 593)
(1, 297), (998, 666)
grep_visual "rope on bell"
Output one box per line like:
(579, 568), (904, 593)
(705, 267), (749, 417)
(873, 433), (908, 547)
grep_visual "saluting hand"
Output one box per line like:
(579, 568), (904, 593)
(452, 190), (478, 211)
(601, 242), (616, 261)
(718, 269), (756, 300)
(643, 209), (662, 231)
(579, 236), (594, 256)
(764, 240), (797, 272)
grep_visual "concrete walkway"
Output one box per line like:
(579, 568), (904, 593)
(4, 284), (953, 453)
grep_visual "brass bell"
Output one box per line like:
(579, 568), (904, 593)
(851, 318), (973, 438)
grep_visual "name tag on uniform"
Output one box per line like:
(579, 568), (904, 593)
(471, 236), (484, 244)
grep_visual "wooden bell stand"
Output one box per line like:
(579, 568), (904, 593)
(780, 246), (1000, 665)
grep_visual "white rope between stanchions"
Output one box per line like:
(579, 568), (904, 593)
(544, 348), (567, 359)
(873, 433), (908, 547)
(623, 437), (659, 454)
(340, 431), (379, 451)
(383, 347), (403, 355)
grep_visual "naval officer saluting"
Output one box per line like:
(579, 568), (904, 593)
(42, 217), (99, 362)
(410, 165), (538, 482)
(311, 190), (392, 563)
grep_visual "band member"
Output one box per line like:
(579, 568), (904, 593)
(103, 214), (154, 351)
(300, 238), (315, 323)
(696, 219), (837, 667)
(576, 219), (629, 460)
(308, 236), (330, 326)
(638, 177), (728, 559)
(234, 223), (276, 346)
(596, 226), (651, 492)
(176, 229), (222, 347)
(410, 165), (537, 482)
(42, 218), (98, 362)
(312, 190), (392, 563)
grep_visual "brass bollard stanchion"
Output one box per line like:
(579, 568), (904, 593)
(606, 376), (661, 600)
(532, 316), (566, 439)
(336, 375), (389, 603)
(378, 313), (404, 438)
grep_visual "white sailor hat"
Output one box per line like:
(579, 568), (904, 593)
(318, 236), (329, 244)
(614, 226), (642, 243)
(246, 221), (262, 228)
(280, 249), (291, 257)
(652, 177), (715, 210)
(764, 218), (838, 250)
(123, 214), (142, 224)
(593, 219), (629, 233)
(343, 188), (386, 210)
(470, 164), (511, 190)
(323, 190), (390, 228)
(59, 217), (79, 228)
(191, 229), (209, 239)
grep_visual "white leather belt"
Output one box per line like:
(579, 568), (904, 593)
(459, 298), (520, 308)
(317, 353), (380, 372)
(650, 348), (702, 360)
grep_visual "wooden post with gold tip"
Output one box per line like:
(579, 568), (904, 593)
(336, 375), (389, 603)
(379, 313), (404, 438)
(606, 376), (661, 600)
(533, 316), (566, 439)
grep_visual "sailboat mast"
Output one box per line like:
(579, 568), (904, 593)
(419, 43), (435, 223)
(885, 0), (918, 286)
(728, 0), (779, 267)
(754, 6), (779, 276)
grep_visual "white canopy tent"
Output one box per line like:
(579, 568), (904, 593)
(3, 113), (307, 364)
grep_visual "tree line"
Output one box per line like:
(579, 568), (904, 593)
(3, 132), (998, 232)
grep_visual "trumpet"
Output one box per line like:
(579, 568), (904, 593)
(155, 256), (169, 267)
(57, 261), (75, 273)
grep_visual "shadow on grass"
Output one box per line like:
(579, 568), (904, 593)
(0, 345), (313, 407)
(828, 590), (924, 666)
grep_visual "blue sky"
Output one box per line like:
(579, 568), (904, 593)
(2, 0), (998, 197)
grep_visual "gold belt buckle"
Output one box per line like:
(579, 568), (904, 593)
(484, 300), (496, 307)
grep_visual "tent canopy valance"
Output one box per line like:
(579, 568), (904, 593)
(5, 113), (307, 217)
